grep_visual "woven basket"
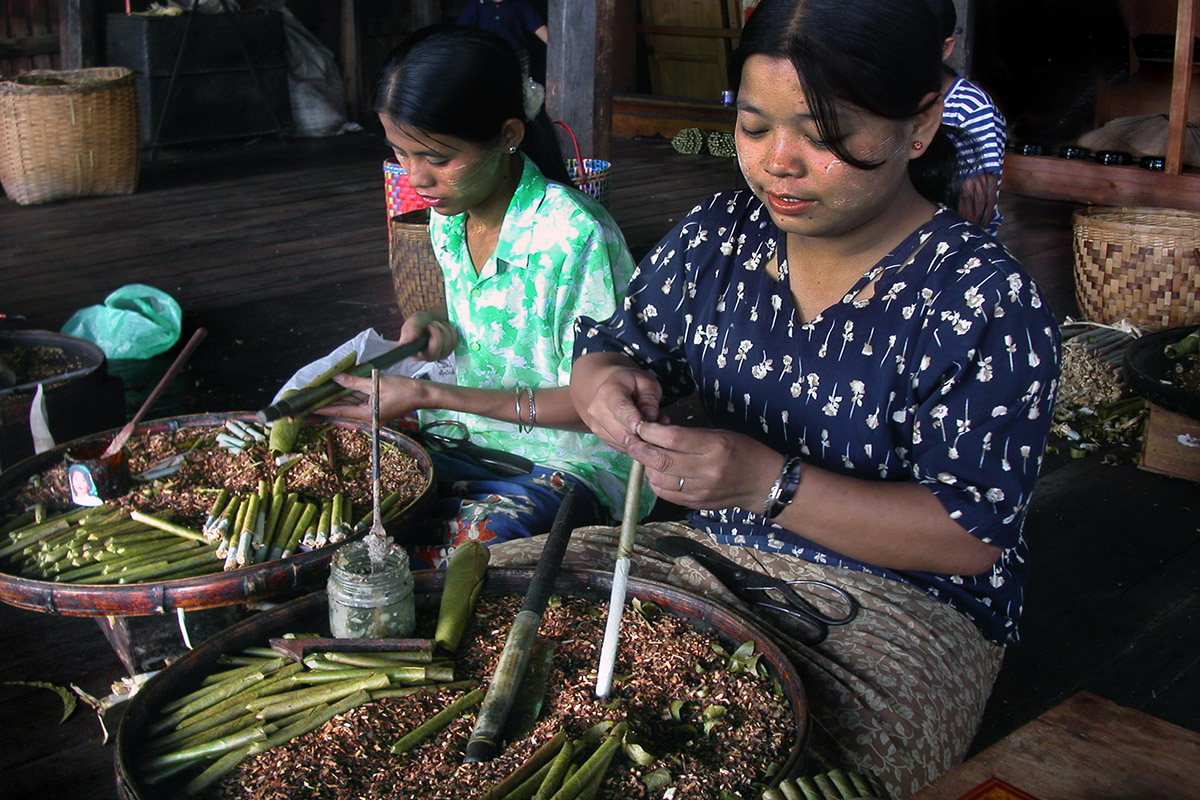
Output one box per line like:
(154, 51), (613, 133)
(388, 209), (446, 319)
(1072, 206), (1200, 331)
(0, 67), (140, 206)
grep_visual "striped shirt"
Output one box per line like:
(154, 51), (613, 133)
(943, 76), (1007, 235)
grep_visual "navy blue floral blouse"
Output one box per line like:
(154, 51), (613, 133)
(576, 191), (1060, 645)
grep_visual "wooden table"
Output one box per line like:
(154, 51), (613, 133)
(910, 692), (1200, 800)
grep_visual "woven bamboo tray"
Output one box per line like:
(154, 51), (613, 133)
(0, 67), (140, 206)
(1072, 206), (1200, 331)
(388, 209), (446, 319)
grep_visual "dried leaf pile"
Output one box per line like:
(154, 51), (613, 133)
(187, 595), (794, 800)
(1050, 324), (1147, 463)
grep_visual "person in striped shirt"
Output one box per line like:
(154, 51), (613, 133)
(929, 0), (1007, 236)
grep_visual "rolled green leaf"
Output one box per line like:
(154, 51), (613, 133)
(848, 772), (875, 798)
(547, 722), (627, 800)
(532, 738), (576, 800)
(253, 672), (389, 719)
(129, 510), (208, 543)
(369, 679), (476, 700)
(181, 744), (253, 797)
(778, 779), (804, 800)
(435, 540), (490, 654)
(389, 686), (486, 754)
(321, 650), (434, 667)
(249, 688), (374, 755)
(500, 759), (556, 800)
(795, 777), (824, 800)
(480, 730), (568, 800)
(143, 722), (268, 769)
(813, 773), (839, 799)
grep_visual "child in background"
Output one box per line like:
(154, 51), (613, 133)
(457, 0), (549, 78)
(929, 0), (1007, 236)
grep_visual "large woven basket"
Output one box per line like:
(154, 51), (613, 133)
(0, 67), (140, 206)
(388, 209), (446, 319)
(1072, 206), (1200, 331)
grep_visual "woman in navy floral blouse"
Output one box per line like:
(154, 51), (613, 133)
(564, 0), (1061, 794)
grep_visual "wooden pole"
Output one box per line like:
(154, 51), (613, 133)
(60, 0), (97, 69)
(1165, 0), (1196, 175)
(546, 0), (615, 161)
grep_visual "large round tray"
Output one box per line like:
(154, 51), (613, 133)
(1124, 325), (1200, 419)
(0, 412), (434, 616)
(113, 568), (809, 799)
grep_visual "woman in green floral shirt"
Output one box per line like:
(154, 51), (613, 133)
(320, 25), (650, 567)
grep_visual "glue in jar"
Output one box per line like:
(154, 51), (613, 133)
(327, 539), (415, 638)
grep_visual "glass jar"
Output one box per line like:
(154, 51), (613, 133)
(327, 540), (415, 639)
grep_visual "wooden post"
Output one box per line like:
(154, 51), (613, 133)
(546, 0), (614, 160)
(341, 0), (360, 122)
(413, 0), (440, 29)
(60, 0), (97, 69)
(1165, 0), (1196, 175)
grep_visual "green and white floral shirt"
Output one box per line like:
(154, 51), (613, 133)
(422, 155), (650, 519)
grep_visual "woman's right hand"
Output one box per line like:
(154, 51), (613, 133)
(570, 351), (664, 454)
(314, 373), (433, 423)
(400, 309), (457, 362)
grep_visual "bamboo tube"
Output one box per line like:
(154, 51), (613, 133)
(595, 463), (645, 699)
(546, 722), (627, 800)
(389, 686), (486, 754)
(465, 490), (577, 763)
(532, 738), (576, 800)
(481, 731), (568, 800)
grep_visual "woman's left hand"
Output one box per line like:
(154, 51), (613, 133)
(628, 421), (784, 512)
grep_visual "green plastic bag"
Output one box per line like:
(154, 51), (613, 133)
(60, 284), (182, 360)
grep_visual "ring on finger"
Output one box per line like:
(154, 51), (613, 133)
(677, 476), (685, 491)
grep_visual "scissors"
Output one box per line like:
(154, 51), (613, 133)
(651, 535), (858, 646)
(411, 420), (535, 477)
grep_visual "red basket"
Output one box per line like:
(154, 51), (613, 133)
(554, 120), (611, 207)
(383, 159), (431, 221)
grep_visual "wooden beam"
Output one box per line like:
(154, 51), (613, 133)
(547, 0), (614, 160)
(1165, 0), (1197, 175)
(1, 34), (59, 58)
(59, 0), (96, 69)
(1004, 153), (1200, 212)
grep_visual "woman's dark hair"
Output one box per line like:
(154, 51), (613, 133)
(731, 0), (968, 209)
(373, 24), (571, 185)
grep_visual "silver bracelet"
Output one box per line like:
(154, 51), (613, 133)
(514, 388), (527, 433)
(762, 456), (804, 519)
(527, 387), (536, 429)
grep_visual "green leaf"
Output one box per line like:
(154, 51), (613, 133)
(4, 680), (76, 723)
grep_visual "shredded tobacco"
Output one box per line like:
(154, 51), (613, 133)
(207, 595), (794, 800)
